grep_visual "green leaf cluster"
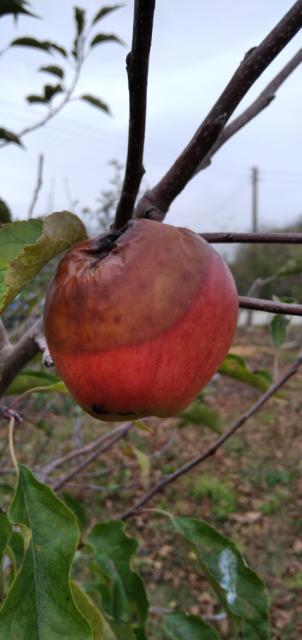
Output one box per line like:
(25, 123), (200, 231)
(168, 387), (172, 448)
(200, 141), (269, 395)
(0, 466), (270, 639)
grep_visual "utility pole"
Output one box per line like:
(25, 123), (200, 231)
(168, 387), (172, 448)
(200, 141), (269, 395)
(251, 166), (259, 232)
(246, 166), (259, 328)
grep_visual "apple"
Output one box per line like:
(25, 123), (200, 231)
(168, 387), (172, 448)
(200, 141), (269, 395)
(44, 218), (238, 421)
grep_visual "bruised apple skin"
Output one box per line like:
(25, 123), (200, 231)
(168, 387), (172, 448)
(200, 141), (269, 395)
(44, 218), (238, 421)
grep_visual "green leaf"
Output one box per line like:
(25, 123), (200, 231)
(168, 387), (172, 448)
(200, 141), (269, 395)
(75, 7), (85, 35)
(170, 515), (270, 640)
(277, 255), (302, 276)
(44, 83), (63, 101)
(10, 37), (65, 55)
(219, 353), (272, 392)
(178, 398), (221, 433)
(0, 465), (92, 639)
(270, 314), (289, 349)
(92, 4), (123, 26)
(71, 581), (104, 640)
(0, 512), (11, 565)
(7, 531), (24, 572)
(6, 370), (68, 395)
(80, 95), (110, 114)
(26, 94), (47, 104)
(0, 211), (87, 313)
(50, 43), (67, 57)
(0, 0), (37, 19)
(90, 33), (124, 48)
(62, 493), (87, 532)
(26, 84), (63, 104)
(88, 521), (148, 640)
(39, 64), (65, 79)
(0, 128), (22, 146)
(163, 611), (220, 640)
(131, 446), (151, 488)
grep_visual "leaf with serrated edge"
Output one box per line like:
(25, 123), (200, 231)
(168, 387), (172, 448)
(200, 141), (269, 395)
(88, 521), (148, 640)
(0, 465), (92, 639)
(0, 211), (87, 312)
(163, 611), (220, 640)
(72, 581), (104, 640)
(170, 515), (270, 640)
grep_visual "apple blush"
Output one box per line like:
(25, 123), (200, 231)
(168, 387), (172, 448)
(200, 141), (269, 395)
(44, 219), (238, 421)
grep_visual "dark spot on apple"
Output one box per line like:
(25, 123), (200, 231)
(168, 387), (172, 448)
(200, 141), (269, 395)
(114, 314), (121, 324)
(91, 404), (135, 417)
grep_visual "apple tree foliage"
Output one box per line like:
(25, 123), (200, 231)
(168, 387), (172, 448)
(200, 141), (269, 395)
(0, 1), (301, 639)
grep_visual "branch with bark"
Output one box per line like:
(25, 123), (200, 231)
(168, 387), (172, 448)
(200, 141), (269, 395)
(114, 0), (156, 229)
(201, 231), (302, 244)
(134, 1), (302, 221)
(195, 47), (302, 174)
(239, 296), (302, 316)
(0, 319), (41, 397)
(121, 351), (302, 520)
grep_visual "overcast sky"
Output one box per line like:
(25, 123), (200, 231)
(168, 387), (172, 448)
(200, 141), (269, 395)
(0, 1), (301, 237)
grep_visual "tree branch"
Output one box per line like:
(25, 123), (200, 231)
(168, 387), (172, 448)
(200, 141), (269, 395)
(195, 47), (302, 173)
(135, 1), (302, 220)
(121, 351), (302, 520)
(0, 319), (42, 397)
(113, 0), (156, 229)
(39, 422), (132, 481)
(0, 319), (11, 352)
(239, 296), (302, 316)
(53, 421), (132, 491)
(201, 231), (302, 244)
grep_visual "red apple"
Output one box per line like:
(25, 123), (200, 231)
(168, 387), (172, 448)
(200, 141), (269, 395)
(44, 219), (238, 421)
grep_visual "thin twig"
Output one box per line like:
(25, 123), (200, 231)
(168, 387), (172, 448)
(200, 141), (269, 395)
(0, 319), (11, 352)
(195, 47), (302, 173)
(121, 351), (302, 520)
(239, 296), (302, 316)
(64, 481), (135, 493)
(0, 31), (86, 149)
(28, 154), (44, 218)
(114, 0), (156, 229)
(201, 231), (302, 244)
(135, 1), (302, 220)
(39, 422), (131, 480)
(53, 422), (133, 491)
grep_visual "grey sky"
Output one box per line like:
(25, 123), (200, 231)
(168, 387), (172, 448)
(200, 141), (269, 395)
(0, 1), (301, 236)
